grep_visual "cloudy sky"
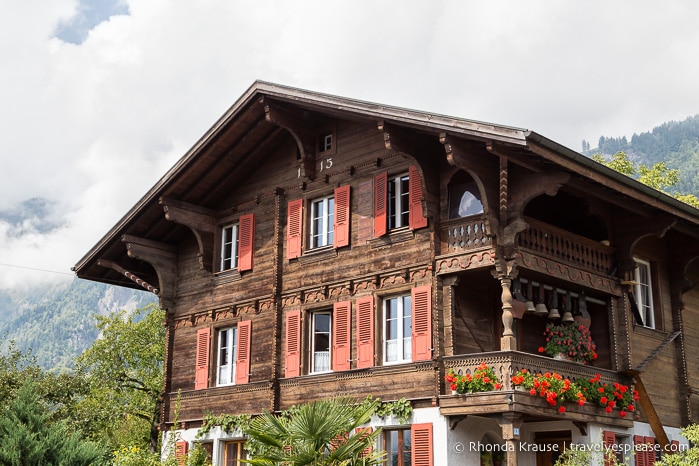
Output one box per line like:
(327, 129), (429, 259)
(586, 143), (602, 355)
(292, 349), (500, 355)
(1, 0), (698, 289)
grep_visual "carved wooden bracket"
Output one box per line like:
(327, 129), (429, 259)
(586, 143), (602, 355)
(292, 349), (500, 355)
(160, 196), (215, 271)
(378, 120), (434, 156)
(667, 232), (699, 298)
(612, 213), (677, 277)
(440, 133), (500, 236)
(122, 234), (177, 310)
(261, 97), (317, 180)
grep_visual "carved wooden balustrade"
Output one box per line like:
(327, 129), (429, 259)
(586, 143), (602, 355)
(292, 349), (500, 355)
(444, 351), (629, 392)
(518, 217), (615, 276)
(439, 215), (492, 254)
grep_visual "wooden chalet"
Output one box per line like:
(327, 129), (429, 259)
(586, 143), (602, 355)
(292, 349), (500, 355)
(74, 81), (699, 466)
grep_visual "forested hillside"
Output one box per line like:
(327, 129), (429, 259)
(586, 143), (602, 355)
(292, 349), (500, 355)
(0, 278), (156, 371)
(584, 114), (699, 196)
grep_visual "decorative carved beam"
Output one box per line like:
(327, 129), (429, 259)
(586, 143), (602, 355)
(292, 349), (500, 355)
(97, 259), (159, 294)
(122, 234), (177, 310)
(260, 97), (317, 180)
(160, 196), (216, 271)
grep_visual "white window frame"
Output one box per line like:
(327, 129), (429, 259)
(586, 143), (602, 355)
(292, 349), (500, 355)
(387, 173), (410, 230)
(310, 195), (334, 249)
(634, 258), (655, 328)
(310, 311), (332, 373)
(383, 294), (412, 364)
(216, 326), (238, 386)
(221, 223), (239, 271)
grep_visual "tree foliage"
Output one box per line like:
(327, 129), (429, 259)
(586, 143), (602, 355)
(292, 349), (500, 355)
(0, 380), (109, 465)
(76, 303), (166, 452)
(243, 397), (385, 466)
(656, 424), (699, 465)
(592, 151), (699, 208)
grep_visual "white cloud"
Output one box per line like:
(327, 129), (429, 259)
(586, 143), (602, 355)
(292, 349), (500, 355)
(1, 0), (698, 288)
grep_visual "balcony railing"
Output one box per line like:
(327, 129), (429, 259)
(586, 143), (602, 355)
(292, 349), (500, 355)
(439, 215), (491, 254)
(444, 351), (628, 392)
(518, 217), (615, 275)
(438, 216), (614, 276)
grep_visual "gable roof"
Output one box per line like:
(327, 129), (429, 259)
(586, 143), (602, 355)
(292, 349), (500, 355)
(73, 80), (699, 290)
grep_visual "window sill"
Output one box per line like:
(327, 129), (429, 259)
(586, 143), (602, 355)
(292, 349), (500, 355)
(213, 269), (241, 285)
(369, 228), (414, 249)
(299, 247), (338, 264)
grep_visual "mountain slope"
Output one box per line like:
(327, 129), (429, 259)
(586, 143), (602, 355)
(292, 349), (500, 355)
(0, 278), (156, 371)
(586, 114), (699, 196)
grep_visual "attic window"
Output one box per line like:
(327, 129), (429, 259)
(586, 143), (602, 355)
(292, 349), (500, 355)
(448, 172), (483, 219)
(318, 132), (333, 153)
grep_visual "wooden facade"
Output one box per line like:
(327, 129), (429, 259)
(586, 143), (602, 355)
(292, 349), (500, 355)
(74, 82), (699, 466)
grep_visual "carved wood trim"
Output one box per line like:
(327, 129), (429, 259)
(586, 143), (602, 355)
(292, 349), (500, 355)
(160, 196), (216, 271)
(96, 259), (159, 294)
(261, 97), (317, 180)
(122, 234), (177, 309)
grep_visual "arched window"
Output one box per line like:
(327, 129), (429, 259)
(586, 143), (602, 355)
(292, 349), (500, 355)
(448, 172), (483, 218)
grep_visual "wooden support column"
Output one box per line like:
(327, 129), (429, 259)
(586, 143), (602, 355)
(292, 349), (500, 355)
(494, 258), (518, 350)
(498, 413), (523, 466)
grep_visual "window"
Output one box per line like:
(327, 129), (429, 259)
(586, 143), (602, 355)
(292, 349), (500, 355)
(221, 223), (239, 270)
(310, 311), (331, 373)
(388, 173), (410, 230)
(310, 195), (334, 249)
(373, 165), (427, 237)
(448, 172), (483, 218)
(286, 185), (350, 260)
(194, 321), (251, 390)
(633, 258), (655, 328)
(318, 132), (333, 153)
(222, 440), (246, 466)
(220, 214), (255, 272)
(356, 286), (431, 369)
(384, 295), (412, 364)
(217, 327), (238, 386)
(383, 428), (411, 466)
(383, 424), (433, 466)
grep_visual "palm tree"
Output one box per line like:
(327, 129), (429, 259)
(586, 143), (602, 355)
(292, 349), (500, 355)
(243, 397), (385, 466)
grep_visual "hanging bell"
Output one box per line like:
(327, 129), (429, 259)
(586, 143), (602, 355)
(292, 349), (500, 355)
(548, 290), (561, 320)
(561, 291), (574, 323)
(525, 280), (536, 314)
(534, 284), (548, 317)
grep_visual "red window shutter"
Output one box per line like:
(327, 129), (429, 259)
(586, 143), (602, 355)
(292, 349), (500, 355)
(354, 427), (373, 457)
(645, 437), (656, 465)
(194, 328), (210, 390)
(285, 310), (301, 377)
(235, 320), (252, 384)
(409, 165), (428, 230)
(237, 213), (255, 271)
(332, 301), (351, 371)
(634, 436), (647, 466)
(287, 199), (303, 260)
(411, 423), (433, 466)
(412, 285), (432, 362)
(334, 185), (351, 248)
(175, 440), (188, 466)
(373, 172), (387, 238)
(356, 295), (375, 369)
(603, 431), (616, 466)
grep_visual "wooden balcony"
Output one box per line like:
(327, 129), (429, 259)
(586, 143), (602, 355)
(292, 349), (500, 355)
(441, 351), (634, 427)
(517, 217), (615, 276)
(437, 215), (615, 278)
